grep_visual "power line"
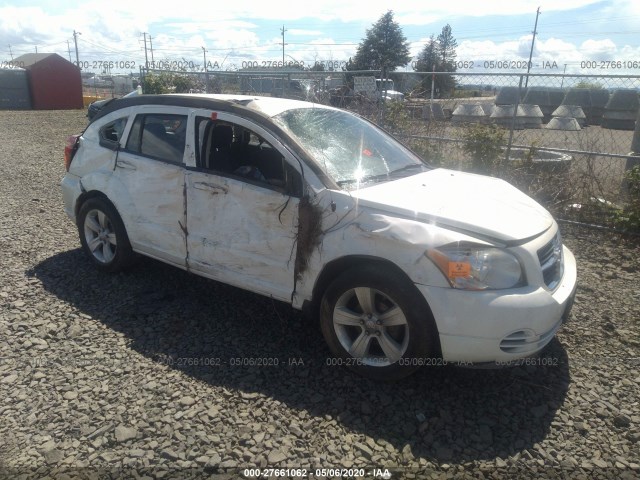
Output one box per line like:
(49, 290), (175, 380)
(78, 38), (139, 56)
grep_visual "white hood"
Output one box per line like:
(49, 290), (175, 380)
(349, 168), (554, 243)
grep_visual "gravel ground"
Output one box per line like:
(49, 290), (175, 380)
(0, 110), (639, 480)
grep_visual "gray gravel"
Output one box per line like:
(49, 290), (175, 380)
(0, 110), (639, 479)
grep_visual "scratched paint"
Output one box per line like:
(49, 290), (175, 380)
(185, 171), (299, 302)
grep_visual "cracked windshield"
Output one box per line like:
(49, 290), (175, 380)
(273, 108), (428, 189)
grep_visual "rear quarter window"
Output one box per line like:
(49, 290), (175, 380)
(99, 117), (128, 145)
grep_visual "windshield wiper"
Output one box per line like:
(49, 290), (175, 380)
(336, 174), (389, 186)
(336, 178), (358, 186)
(388, 164), (427, 176)
(336, 164), (427, 187)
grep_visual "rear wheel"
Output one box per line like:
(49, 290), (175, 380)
(77, 197), (134, 272)
(320, 265), (438, 380)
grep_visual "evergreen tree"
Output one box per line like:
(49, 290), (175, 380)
(414, 35), (438, 73)
(437, 24), (458, 70)
(351, 11), (411, 75)
(414, 25), (458, 97)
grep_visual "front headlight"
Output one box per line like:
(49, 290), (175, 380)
(428, 244), (524, 290)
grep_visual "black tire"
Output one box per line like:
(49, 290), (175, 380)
(77, 197), (134, 272)
(320, 264), (438, 381)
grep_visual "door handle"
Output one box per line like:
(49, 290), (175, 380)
(116, 160), (137, 170)
(193, 182), (228, 194)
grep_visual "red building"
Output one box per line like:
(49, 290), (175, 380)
(13, 53), (83, 109)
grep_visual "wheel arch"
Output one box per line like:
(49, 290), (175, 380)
(75, 189), (113, 219)
(308, 254), (442, 357)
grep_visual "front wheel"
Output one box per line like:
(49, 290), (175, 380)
(77, 197), (134, 272)
(320, 265), (438, 381)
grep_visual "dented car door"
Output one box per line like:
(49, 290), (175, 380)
(113, 108), (188, 266)
(185, 111), (301, 301)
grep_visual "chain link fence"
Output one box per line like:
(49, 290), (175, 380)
(133, 68), (640, 231)
(381, 72), (640, 232)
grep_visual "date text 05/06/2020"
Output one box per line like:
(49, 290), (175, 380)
(243, 468), (393, 479)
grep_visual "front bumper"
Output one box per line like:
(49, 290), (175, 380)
(417, 245), (577, 364)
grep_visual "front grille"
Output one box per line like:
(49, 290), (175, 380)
(537, 233), (564, 289)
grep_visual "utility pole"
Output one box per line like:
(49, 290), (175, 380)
(8, 44), (13, 60)
(35, 46), (38, 53)
(202, 46), (209, 93)
(149, 36), (155, 63)
(142, 32), (149, 69)
(67, 40), (72, 62)
(73, 30), (81, 68)
(280, 25), (287, 67)
(525, 7), (541, 88)
(280, 25), (287, 96)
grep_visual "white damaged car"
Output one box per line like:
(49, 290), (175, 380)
(62, 94), (577, 380)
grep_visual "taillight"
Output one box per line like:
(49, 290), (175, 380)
(64, 134), (80, 171)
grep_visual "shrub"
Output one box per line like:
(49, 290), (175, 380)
(614, 164), (640, 232)
(462, 123), (506, 174)
(142, 72), (198, 94)
(383, 101), (410, 132)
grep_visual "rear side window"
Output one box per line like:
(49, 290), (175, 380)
(125, 113), (187, 164)
(99, 117), (127, 145)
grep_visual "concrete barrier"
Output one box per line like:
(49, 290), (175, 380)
(545, 117), (582, 131)
(490, 104), (543, 129)
(602, 89), (639, 130)
(495, 86), (522, 106)
(422, 103), (446, 121)
(552, 105), (587, 127)
(451, 104), (485, 125)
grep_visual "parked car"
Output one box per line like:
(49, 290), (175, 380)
(86, 88), (140, 121)
(62, 94), (577, 380)
(376, 78), (404, 101)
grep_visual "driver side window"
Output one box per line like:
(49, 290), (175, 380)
(195, 117), (303, 197)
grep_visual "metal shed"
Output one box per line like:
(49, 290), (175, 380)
(13, 53), (83, 110)
(0, 68), (31, 109)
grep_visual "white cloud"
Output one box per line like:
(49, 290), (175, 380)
(395, 13), (440, 26)
(203, 29), (261, 51)
(163, 21), (258, 35)
(579, 39), (617, 58)
(0, 6), (66, 46)
(288, 29), (324, 36)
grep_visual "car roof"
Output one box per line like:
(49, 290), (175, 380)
(92, 93), (337, 124)
(169, 93), (337, 117)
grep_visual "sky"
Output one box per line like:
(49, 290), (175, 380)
(1, 0), (639, 75)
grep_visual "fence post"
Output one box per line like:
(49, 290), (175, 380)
(623, 107), (640, 195)
(504, 74), (524, 164)
(139, 65), (145, 94)
(630, 106), (640, 155)
(379, 67), (387, 128)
